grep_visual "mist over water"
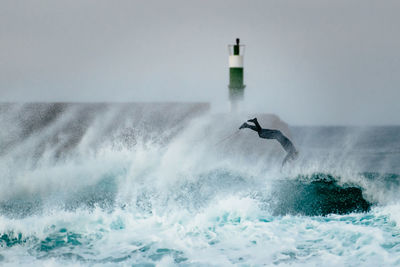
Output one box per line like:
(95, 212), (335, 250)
(0, 103), (400, 266)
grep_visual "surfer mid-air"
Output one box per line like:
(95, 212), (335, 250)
(239, 118), (299, 166)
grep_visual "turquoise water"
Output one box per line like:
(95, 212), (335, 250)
(0, 104), (400, 266)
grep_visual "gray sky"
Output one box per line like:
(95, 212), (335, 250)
(1, 0), (400, 125)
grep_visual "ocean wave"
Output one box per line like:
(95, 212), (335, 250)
(1, 103), (400, 265)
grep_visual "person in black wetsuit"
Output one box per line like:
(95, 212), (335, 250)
(239, 118), (299, 166)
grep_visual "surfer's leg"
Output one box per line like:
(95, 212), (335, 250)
(239, 122), (258, 132)
(247, 118), (262, 131)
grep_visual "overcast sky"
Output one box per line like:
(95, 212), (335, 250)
(1, 0), (399, 125)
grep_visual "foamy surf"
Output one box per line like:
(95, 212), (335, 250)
(0, 103), (399, 266)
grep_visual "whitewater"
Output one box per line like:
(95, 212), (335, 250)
(0, 103), (400, 266)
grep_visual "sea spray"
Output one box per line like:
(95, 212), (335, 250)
(0, 103), (399, 265)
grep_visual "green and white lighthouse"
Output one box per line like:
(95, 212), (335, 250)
(228, 38), (246, 111)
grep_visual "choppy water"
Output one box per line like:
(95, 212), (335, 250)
(0, 103), (400, 266)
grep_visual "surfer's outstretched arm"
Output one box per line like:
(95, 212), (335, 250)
(282, 150), (299, 167)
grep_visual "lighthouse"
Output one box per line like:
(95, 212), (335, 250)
(228, 38), (246, 111)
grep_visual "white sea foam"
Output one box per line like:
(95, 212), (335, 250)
(0, 104), (399, 266)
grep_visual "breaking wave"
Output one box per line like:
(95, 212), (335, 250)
(0, 103), (399, 266)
